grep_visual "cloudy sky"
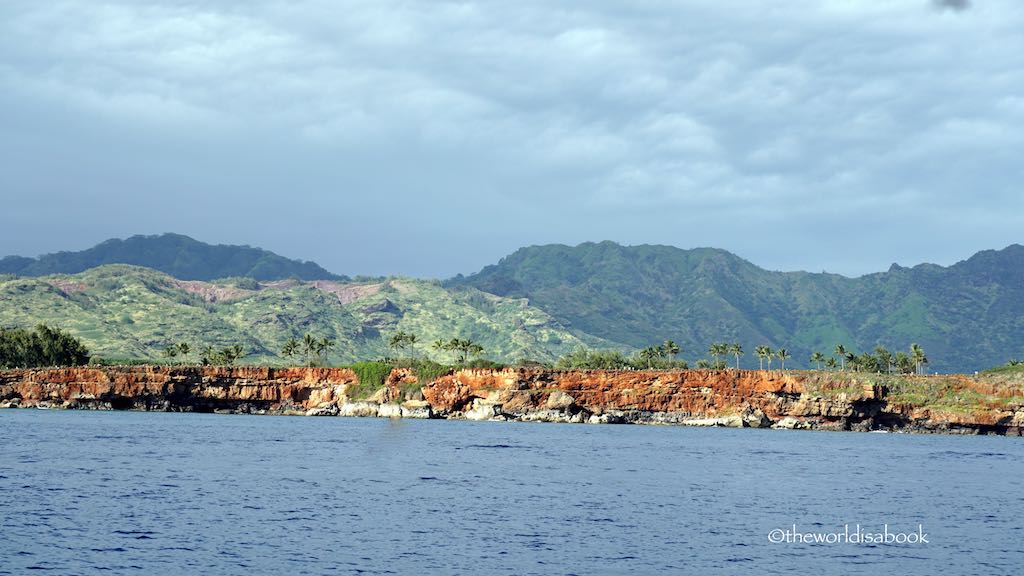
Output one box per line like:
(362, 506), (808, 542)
(1, 0), (1021, 278)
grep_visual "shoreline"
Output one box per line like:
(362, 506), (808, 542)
(2, 365), (1022, 436)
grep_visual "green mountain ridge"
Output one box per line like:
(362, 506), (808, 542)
(2, 236), (1022, 372)
(0, 233), (342, 281)
(450, 241), (1024, 373)
(0, 265), (603, 365)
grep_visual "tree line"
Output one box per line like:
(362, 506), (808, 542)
(814, 343), (929, 375)
(0, 324), (90, 368)
(554, 340), (930, 374)
(0, 321), (939, 375)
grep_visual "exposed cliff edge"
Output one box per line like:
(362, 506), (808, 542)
(2, 366), (1022, 435)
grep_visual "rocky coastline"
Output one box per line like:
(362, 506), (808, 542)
(2, 366), (1022, 435)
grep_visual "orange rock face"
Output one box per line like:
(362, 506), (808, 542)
(0, 366), (358, 411)
(423, 368), (842, 417)
(1, 366), (1020, 434)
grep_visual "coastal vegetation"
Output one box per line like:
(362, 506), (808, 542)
(0, 324), (90, 368)
(200, 345), (245, 366)
(280, 334), (335, 366)
(985, 359), (1024, 375)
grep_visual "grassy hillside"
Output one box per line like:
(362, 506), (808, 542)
(0, 266), (605, 364)
(450, 241), (1024, 373)
(0, 233), (342, 281)
(5, 238), (1023, 373)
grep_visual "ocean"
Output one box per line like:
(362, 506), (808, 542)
(2, 410), (1021, 575)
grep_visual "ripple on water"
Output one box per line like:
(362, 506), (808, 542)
(1, 411), (1023, 575)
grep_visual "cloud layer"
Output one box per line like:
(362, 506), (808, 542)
(1, 1), (1021, 277)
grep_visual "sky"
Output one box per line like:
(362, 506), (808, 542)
(1, 0), (1021, 278)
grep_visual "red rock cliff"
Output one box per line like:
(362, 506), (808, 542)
(0, 366), (357, 413)
(2, 366), (1021, 434)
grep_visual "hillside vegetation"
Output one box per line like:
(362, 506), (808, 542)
(0, 266), (601, 364)
(0, 233), (341, 281)
(3, 236), (1023, 373)
(451, 241), (1024, 373)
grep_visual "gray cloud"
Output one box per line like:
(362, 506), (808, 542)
(0, 0), (1021, 278)
(932, 0), (971, 11)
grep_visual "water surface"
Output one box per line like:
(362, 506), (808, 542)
(1, 410), (1022, 574)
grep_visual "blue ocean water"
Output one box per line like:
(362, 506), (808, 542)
(1, 410), (1021, 575)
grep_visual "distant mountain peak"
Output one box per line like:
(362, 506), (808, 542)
(0, 233), (344, 281)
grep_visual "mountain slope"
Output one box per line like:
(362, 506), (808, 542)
(0, 233), (342, 281)
(450, 241), (1024, 372)
(0, 265), (604, 364)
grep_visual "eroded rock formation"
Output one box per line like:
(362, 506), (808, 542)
(1, 366), (1022, 435)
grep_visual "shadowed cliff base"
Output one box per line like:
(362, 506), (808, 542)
(2, 366), (1023, 435)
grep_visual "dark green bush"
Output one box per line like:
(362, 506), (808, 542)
(347, 360), (393, 399)
(0, 324), (90, 368)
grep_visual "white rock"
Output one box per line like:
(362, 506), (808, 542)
(683, 416), (744, 428)
(520, 410), (572, 423)
(338, 401), (380, 417)
(772, 416), (815, 430)
(401, 401), (433, 419)
(464, 401), (502, 421)
(743, 409), (772, 428)
(545, 391), (576, 410)
(305, 406), (338, 417)
(588, 412), (626, 424)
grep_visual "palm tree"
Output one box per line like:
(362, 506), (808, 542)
(200, 345), (215, 366)
(776, 348), (790, 370)
(639, 346), (660, 368)
(432, 339), (448, 363)
(302, 334), (319, 366)
(406, 333), (418, 359)
(281, 338), (300, 363)
(834, 344), (847, 370)
(873, 346), (891, 374)
(663, 340), (680, 362)
(389, 330), (415, 357)
(755, 345), (772, 370)
(894, 351), (912, 374)
(910, 343), (928, 375)
(825, 357), (837, 370)
(708, 343), (728, 368)
(729, 343), (743, 369)
(222, 344), (244, 366)
(810, 351), (825, 370)
(318, 337), (335, 364)
(445, 338), (483, 364)
(162, 344), (179, 362)
(178, 342), (191, 364)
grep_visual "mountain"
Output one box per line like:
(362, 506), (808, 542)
(0, 233), (342, 281)
(450, 241), (1024, 373)
(0, 265), (603, 364)
(3, 235), (1022, 372)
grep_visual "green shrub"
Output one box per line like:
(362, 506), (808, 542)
(0, 324), (90, 368)
(347, 360), (393, 399)
(412, 359), (453, 385)
(466, 358), (505, 370)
